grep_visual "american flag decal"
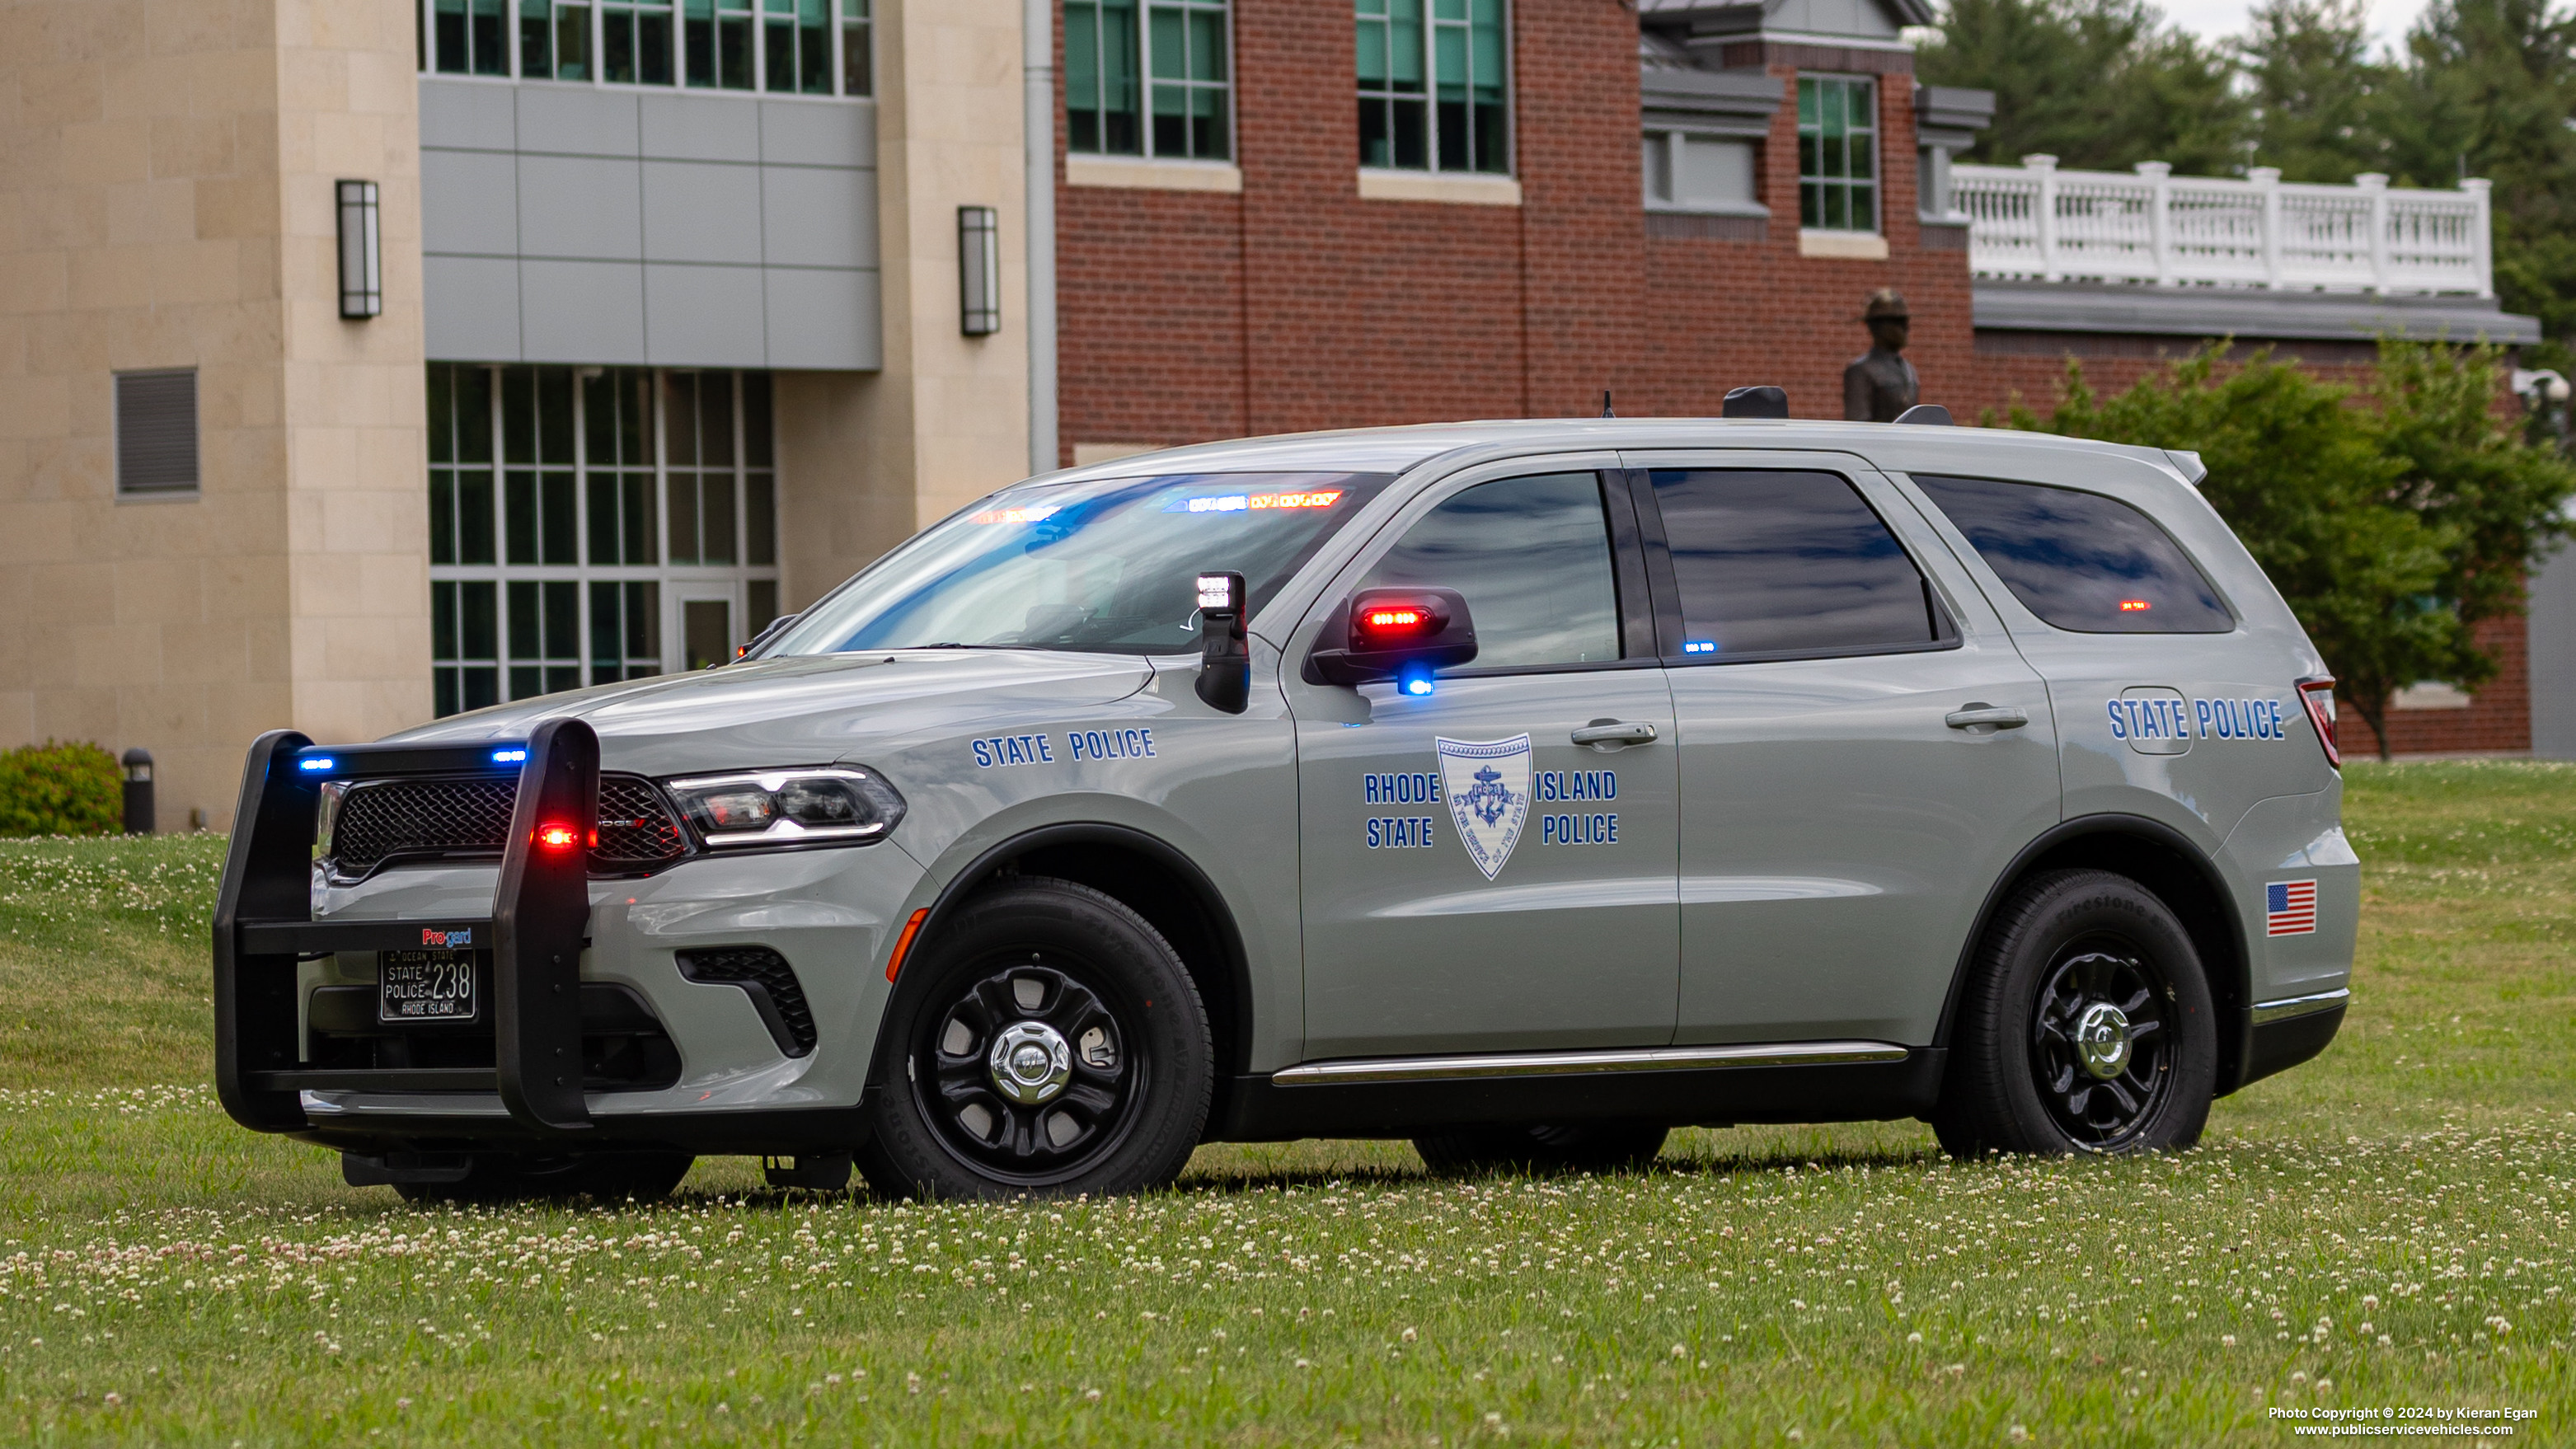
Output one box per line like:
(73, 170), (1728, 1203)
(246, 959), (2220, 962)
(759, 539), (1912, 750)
(2266, 879), (2318, 936)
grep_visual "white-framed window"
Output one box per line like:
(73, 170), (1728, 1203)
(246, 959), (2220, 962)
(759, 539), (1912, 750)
(417, 0), (871, 97)
(1065, 0), (1233, 161)
(425, 363), (783, 718)
(1356, 0), (1509, 174)
(1797, 75), (1877, 232)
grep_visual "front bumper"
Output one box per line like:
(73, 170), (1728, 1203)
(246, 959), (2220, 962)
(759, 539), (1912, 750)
(214, 724), (924, 1153)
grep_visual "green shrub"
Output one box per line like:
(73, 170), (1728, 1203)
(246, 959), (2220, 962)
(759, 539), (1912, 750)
(0, 742), (123, 837)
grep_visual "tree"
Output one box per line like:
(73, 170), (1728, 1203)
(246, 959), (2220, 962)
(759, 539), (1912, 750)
(1916, 0), (2245, 174)
(2235, 0), (2395, 183)
(2018, 343), (2576, 757)
(2378, 0), (2576, 368)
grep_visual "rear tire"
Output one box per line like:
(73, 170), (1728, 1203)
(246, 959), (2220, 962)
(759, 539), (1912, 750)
(1933, 869), (2216, 1158)
(1414, 1121), (1670, 1176)
(392, 1151), (694, 1205)
(856, 878), (1213, 1200)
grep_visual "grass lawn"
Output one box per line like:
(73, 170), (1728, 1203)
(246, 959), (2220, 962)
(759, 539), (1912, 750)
(0, 762), (2569, 1445)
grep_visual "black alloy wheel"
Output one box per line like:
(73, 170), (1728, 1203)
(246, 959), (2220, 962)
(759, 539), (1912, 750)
(918, 960), (1137, 1178)
(1934, 868), (2217, 1159)
(857, 878), (1212, 1199)
(2029, 945), (2175, 1149)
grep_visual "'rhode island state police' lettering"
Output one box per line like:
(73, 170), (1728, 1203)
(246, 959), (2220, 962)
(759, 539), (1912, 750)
(1367, 816), (1438, 849)
(1067, 727), (1156, 761)
(1363, 772), (1442, 805)
(1533, 770), (1618, 802)
(1541, 813), (1619, 845)
(971, 734), (1056, 768)
(2106, 695), (2287, 742)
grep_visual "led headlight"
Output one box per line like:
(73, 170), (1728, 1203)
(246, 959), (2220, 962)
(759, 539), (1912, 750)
(662, 767), (906, 848)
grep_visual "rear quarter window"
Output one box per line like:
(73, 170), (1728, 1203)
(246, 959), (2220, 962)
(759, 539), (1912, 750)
(1909, 473), (2234, 635)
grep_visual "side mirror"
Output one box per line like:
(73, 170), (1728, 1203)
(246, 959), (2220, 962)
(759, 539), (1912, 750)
(1304, 587), (1478, 692)
(1194, 572), (1250, 714)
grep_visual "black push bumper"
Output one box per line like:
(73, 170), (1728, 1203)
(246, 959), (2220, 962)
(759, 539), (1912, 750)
(213, 719), (602, 1137)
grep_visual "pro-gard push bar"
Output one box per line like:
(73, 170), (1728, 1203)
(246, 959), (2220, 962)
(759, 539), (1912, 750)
(210, 718), (601, 1135)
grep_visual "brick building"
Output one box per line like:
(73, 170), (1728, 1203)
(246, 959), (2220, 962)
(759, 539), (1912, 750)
(0, 0), (2558, 828)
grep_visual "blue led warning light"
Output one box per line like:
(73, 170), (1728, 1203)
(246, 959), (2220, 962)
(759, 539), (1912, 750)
(492, 748), (528, 764)
(1682, 640), (1716, 655)
(298, 757), (335, 771)
(1397, 660), (1436, 696)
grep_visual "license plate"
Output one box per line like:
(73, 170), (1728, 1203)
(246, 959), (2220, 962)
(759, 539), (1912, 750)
(379, 950), (479, 1023)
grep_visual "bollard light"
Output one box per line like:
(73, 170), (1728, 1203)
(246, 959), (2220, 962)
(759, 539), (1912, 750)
(958, 205), (1000, 336)
(337, 180), (382, 319)
(120, 748), (154, 836)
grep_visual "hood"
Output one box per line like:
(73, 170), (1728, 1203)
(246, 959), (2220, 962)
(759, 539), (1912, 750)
(382, 649), (1154, 776)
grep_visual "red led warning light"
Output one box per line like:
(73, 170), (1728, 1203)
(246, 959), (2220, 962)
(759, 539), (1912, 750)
(1366, 608), (1424, 629)
(2119, 599), (2153, 612)
(535, 823), (584, 851)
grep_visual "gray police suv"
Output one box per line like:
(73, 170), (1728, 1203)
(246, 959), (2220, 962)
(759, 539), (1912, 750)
(212, 419), (2357, 1202)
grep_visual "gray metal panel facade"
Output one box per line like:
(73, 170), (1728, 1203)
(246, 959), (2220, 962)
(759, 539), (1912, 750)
(422, 255), (523, 360)
(2531, 542), (2576, 759)
(419, 78), (881, 371)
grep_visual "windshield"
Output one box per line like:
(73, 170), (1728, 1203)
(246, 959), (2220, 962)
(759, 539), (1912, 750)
(765, 471), (1394, 656)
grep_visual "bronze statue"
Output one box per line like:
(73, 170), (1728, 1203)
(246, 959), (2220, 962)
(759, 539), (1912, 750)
(1842, 288), (1920, 423)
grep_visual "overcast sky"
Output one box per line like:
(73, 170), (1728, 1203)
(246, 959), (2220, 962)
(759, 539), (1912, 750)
(2156, 0), (2430, 49)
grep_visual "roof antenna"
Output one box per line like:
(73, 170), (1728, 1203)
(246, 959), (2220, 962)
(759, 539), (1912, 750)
(1600, 389), (1616, 419)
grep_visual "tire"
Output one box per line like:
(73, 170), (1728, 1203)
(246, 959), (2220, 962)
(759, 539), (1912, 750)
(1414, 1121), (1670, 1176)
(392, 1151), (695, 1205)
(856, 877), (1213, 1200)
(1933, 868), (2217, 1159)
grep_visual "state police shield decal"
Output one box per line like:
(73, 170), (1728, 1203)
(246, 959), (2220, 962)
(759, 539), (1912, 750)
(1437, 734), (1533, 881)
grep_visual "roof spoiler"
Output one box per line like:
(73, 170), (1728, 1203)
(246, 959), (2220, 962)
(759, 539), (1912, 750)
(2163, 449), (2208, 486)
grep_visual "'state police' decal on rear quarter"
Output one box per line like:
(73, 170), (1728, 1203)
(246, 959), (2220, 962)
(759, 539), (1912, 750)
(2107, 695), (2287, 742)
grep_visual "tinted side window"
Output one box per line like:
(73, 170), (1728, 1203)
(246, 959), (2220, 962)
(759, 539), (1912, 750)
(1649, 469), (1944, 659)
(1910, 474), (2233, 634)
(1361, 472), (1622, 669)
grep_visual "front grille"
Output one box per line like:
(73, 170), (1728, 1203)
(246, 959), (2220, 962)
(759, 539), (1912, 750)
(595, 776), (689, 865)
(327, 774), (688, 877)
(677, 948), (817, 1057)
(331, 778), (516, 873)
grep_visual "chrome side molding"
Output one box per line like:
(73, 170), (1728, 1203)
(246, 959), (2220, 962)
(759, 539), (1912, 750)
(2250, 987), (2351, 1026)
(1270, 1040), (1911, 1088)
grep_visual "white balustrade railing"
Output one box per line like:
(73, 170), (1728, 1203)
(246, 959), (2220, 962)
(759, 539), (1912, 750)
(1953, 156), (2493, 298)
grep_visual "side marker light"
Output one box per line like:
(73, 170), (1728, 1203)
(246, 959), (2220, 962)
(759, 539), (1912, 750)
(884, 907), (931, 982)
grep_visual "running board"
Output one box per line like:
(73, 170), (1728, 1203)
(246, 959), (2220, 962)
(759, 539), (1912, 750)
(1269, 1040), (1911, 1087)
(2250, 987), (2349, 1025)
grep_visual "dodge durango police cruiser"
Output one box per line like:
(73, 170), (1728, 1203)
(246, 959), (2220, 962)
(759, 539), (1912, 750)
(211, 412), (2358, 1202)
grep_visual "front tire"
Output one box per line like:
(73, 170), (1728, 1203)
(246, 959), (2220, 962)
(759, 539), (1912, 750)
(856, 878), (1213, 1200)
(1934, 869), (2217, 1158)
(1414, 1121), (1670, 1176)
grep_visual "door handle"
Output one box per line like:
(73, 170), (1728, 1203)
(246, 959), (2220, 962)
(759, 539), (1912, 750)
(1571, 720), (1659, 749)
(1945, 704), (2029, 732)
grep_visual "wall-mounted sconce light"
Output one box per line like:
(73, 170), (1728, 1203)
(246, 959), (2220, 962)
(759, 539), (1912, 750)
(337, 180), (382, 320)
(959, 204), (1000, 336)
